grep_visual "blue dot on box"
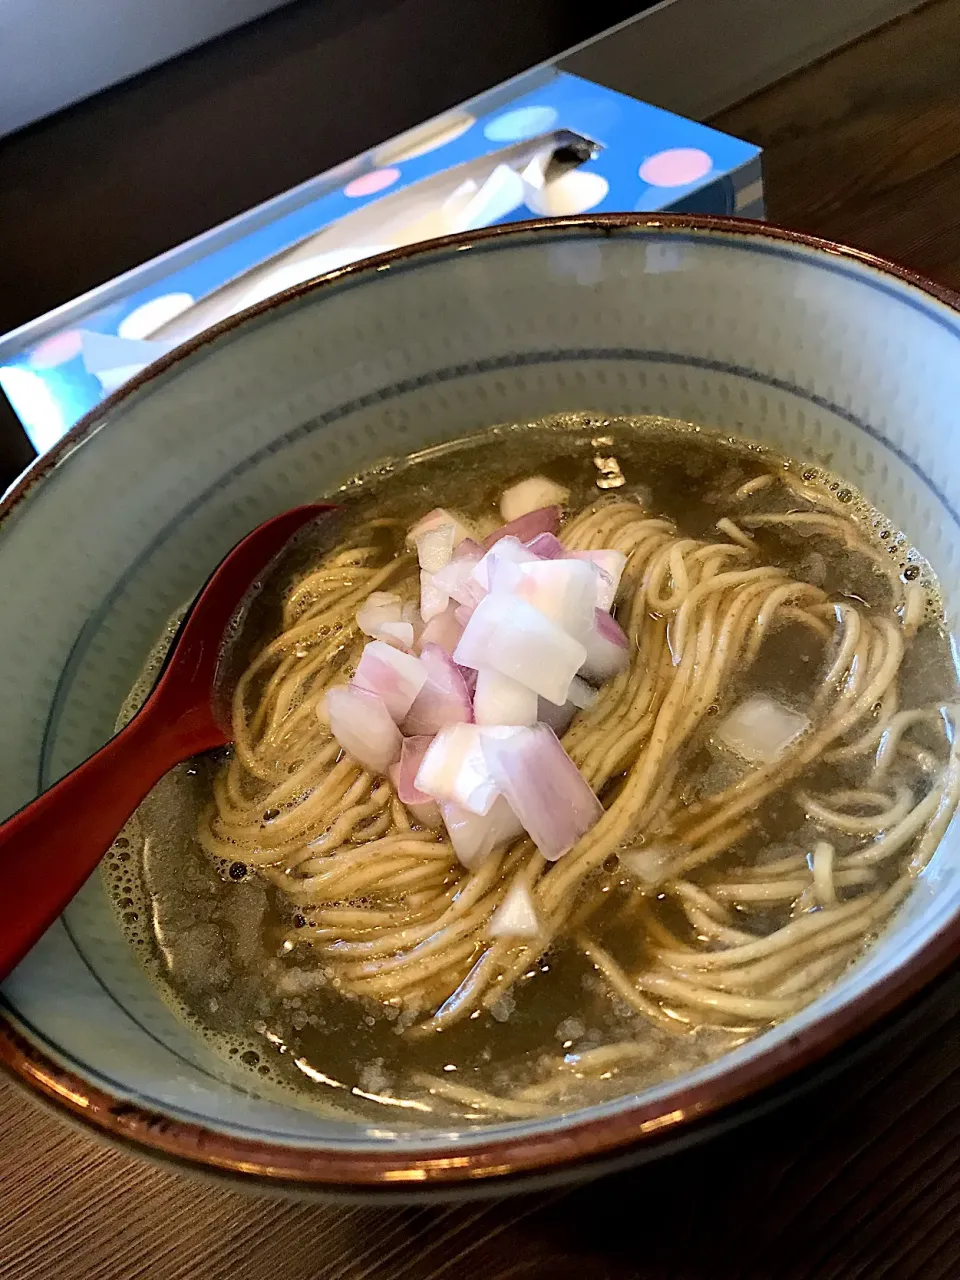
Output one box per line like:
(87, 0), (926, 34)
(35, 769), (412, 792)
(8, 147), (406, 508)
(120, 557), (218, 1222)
(483, 105), (560, 142)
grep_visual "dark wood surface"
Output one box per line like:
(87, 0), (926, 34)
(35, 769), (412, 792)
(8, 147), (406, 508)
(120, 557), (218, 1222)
(4, 2), (960, 1276)
(719, 0), (960, 293)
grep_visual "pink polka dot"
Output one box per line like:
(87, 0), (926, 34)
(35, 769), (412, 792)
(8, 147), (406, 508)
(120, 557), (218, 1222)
(344, 168), (401, 198)
(28, 330), (83, 369)
(639, 148), (713, 188)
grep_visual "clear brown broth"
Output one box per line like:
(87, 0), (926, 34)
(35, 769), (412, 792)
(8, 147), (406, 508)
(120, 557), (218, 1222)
(105, 414), (958, 1125)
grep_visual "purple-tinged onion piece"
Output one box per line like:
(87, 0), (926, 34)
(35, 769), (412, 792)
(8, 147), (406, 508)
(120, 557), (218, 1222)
(484, 506), (560, 548)
(353, 640), (427, 722)
(325, 685), (402, 775)
(580, 610), (630, 684)
(482, 723), (603, 861)
(441, 795), (524, 869)
(402, 643), (473, 735)
(453, 593), (586, 706)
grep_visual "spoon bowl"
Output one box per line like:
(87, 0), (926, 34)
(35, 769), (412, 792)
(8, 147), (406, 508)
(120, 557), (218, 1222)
(0, 502), (332, 981)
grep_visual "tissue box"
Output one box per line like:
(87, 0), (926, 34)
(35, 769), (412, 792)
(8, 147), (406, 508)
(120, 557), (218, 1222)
(0, 66), (762, 452)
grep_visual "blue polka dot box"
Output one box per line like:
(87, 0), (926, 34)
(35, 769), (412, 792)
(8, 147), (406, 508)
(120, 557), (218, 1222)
(0, 67), (761, 456)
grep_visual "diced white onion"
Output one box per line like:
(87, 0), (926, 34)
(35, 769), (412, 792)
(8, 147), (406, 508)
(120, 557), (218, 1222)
(453, 593), (587, 706)
(524, 532), (566, 559)
(431, 553), (486, 607)
(408, 798), (443, 829)
(417, 603), (464, 655)
(395, 735), (435, 804)
(571, 550), (627, 611)
(620, 845), (671, 885)
(580, 610), (630, 683)
(415, 522), (456, 573)
(470, 536), (539, 593)
(481, 724), (603, 861)
(489, 882), (540, 938)
(401, 602), (425, 646)
(567, 676), (598, 709)
(500, 476), (570, 523)
(441, 796), (524, 870)
(389, 761), (443, 828)
(402, 643), (473, 735)
(324, 686), (401, 775)
(510, 558), (597, 644)
(452, 537), (485, 560)
(377, 620), (415, 648)
(353, 641), (427, 723)
(406, 507), (475, 549)
(715, 695), (810, 764)
(356, 591), (406, 643)
(473, 668), (539, 726)
(415, 723), (518, 815)
(419, 569), (450, 622)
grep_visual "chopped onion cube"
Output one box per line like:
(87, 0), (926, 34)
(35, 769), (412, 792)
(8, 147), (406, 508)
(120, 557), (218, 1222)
(484, 506), (561, 548)
(401, 602), (425, 646)
(482, 724), (603, 861)
(357, 590), (402, 622)
(524, 532), (566, 560)
(415, 723), (517, 815)
(567, 676), (598, 709)
(485, 558), (525, 597)
(408, 798), (443, 829)
(396, 735), (435, 804)
(325, 686), (401, 775)
(453, 537), (485, 560)
(418, 603), (464, 655)
(414, 523), (456, 573)
(389, 763), (443, 829)
(431, 553), (486, 607)
(407, 508), (475, 549)
(473, 668), (539, 726)
(572, 550), (627, 610)
(596, 609), (629, 645)
(580, 610), (631, 683)
(453, 593), (587, 706)
(441, 796), (523, 870)
(716, 696), (810, 764)
(353, 641), (427, 723)
(500, 477), (570, 523)
(511, 558), (598, 645)
(620, 845), (671, 886)
(377, 620), (415, 648)
(489, 882), (540, 938)
(402, 643), (473, 735)
(419, 569), (450, 622)
(356, 591), (406, 644)
(471, 536), (539, 593)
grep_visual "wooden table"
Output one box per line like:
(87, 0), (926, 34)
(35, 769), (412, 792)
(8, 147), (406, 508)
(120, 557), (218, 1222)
(3, 3), (960, 1276)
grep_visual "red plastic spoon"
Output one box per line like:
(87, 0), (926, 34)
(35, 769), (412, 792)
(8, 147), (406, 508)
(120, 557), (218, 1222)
(0, 502), (333, 981)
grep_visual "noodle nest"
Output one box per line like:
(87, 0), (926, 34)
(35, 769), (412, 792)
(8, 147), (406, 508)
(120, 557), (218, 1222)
(198, 474), (960, 1115)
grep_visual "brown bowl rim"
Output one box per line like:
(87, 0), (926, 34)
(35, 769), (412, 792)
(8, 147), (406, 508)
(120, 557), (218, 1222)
(3, 212), (960, 1189)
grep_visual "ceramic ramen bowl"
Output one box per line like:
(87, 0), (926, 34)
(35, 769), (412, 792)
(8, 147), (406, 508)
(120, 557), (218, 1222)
(1, 215), (959, 1197)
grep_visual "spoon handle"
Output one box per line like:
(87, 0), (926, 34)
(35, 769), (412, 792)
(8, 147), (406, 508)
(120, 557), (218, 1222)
(0, 706), (194, 981)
